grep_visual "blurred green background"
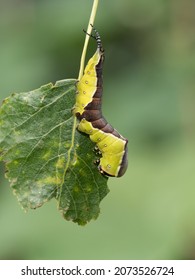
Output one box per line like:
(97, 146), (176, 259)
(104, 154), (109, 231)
(0, 0), (195, 260)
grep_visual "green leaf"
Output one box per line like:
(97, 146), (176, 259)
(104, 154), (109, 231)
(0, 79), (108, 225)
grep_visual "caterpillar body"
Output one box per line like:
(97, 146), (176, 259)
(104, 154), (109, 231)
(73, 27), (128, 177)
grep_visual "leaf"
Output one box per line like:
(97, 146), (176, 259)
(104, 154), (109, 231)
(0, 79), (108, 225)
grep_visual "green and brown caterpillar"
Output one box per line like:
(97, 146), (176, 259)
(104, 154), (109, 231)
(73, 27), (128, 177)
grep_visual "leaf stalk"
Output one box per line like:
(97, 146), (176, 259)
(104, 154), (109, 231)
(78, 0), (99, 80)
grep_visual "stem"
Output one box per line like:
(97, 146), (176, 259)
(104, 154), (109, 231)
(78, 0), (99, 80)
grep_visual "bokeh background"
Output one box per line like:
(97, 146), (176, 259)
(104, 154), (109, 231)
(0, 0), (195, 259)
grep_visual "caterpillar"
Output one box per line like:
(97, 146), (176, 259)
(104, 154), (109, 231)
(73, 26), (128, 177)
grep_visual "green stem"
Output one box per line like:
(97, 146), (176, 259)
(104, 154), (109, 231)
(78, 0), (99, 80)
